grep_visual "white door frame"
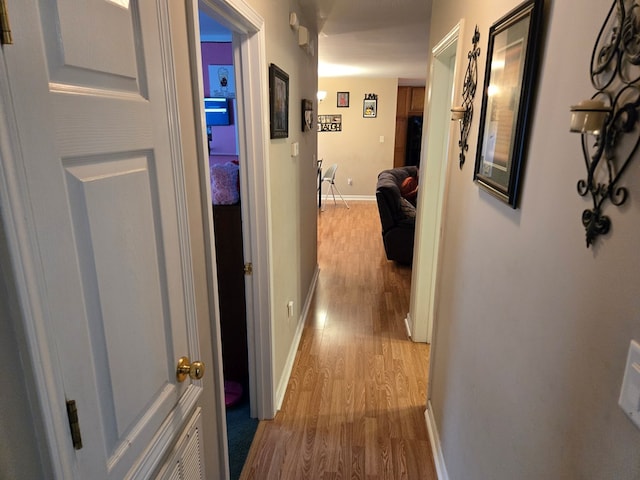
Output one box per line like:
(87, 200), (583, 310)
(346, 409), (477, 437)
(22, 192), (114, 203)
(186, 0), (274, 426)
(409, 21), (465, 345)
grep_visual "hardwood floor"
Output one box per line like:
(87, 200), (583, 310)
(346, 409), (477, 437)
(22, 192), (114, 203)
(239, 201), (436, 479)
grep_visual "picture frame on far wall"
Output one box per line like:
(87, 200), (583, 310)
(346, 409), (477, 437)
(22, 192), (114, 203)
(269, 63), (289, 139)
(474, 0), (544, 207)
(363, 93), (377, 118)
(337, 91), (350, 108)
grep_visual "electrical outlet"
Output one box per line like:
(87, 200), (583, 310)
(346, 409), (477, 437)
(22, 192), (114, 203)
(347, 178), (353, 186)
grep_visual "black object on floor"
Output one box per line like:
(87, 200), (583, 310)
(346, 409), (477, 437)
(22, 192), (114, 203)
(226, 394), (258, 480)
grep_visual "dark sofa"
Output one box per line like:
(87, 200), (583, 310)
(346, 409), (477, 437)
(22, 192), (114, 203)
(375, 166), (419, 265)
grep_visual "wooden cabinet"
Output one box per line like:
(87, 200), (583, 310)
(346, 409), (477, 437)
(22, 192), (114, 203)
(396, 86), (412, 115)
(409, 88), (425, 114)
(394, 86), (425, 167)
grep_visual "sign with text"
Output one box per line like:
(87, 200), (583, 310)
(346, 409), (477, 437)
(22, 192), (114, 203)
(318, 114), (342, 132)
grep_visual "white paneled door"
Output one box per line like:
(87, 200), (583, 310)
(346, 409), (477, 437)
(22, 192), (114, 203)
(2, 0), (203, 478)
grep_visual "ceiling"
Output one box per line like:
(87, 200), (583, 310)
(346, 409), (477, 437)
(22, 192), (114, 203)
(298, 0), (432, 84)
(199, 0), (432, 85)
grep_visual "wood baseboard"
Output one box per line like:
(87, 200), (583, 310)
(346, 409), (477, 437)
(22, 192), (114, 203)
(425, 401), (450, 480)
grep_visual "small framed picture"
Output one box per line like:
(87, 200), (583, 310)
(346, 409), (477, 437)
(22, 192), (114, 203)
(363, 93), (377, 118)
(268, 63), (289, 139)
(337, 91), (350, 108)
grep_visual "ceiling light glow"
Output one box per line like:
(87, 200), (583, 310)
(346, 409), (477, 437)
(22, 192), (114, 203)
(318, 63), (366, 77)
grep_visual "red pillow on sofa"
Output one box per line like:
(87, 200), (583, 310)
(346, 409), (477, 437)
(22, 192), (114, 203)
(400, 176), (418, 205)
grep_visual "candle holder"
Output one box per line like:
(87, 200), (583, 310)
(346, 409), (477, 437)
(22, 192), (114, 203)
(570, 0), (640, 247)
(451, 26), (480, 169)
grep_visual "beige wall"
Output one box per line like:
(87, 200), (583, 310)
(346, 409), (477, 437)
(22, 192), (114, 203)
(245, 0), (319, 393)
(428, 1), (640, 479)
(318, 77), (398, 197)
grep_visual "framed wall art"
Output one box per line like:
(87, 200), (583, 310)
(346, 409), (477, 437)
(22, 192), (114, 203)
(318, 114), (342, 132)
(301, 99), (313, 132)
(473, 0), (543, 207)
(363, 93), (377, 118)
(269, 63), (289, 139)
(208, 64), (235, 98)
(337, 91), (350, 108)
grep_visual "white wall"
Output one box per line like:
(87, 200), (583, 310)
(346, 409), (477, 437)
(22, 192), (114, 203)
(318, 77), (398, 197)
(428, 0), (640, 478)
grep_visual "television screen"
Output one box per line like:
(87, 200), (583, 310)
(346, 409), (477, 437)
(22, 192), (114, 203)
(204, 97), (230, 126)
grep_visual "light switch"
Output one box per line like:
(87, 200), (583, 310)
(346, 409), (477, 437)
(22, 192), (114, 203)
(619, 340), (640, 430)
(291, 142), (299, 157)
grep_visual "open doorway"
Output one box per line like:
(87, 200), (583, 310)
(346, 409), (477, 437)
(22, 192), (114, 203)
(184, 0), (275, 477)
(198, 12), (249, 402)
(190, 0), (275, 417)
(408, 22), (464, 344)
(197, 11), (256, 477)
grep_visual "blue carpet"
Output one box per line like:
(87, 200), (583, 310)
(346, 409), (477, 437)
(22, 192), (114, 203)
(226, 396), (259, 480)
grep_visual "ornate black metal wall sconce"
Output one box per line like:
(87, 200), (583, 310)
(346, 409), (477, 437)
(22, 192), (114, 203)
(570, 0), (640, 248)
(451, 26), (480, 169)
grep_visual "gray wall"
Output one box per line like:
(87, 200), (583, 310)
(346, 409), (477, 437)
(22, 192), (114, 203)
(428, 0), (640, 478)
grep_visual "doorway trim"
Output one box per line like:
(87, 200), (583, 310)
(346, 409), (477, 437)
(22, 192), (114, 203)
(409, 21), (465, 345)
(187, 0), (274, 428)
(421, 20), (467, 480)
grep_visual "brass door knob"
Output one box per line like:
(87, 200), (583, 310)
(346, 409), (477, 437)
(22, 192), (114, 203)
(176, 356), (205, 382)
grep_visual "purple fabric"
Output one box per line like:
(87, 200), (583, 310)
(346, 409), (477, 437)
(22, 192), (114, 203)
(211, 162), (239, 205)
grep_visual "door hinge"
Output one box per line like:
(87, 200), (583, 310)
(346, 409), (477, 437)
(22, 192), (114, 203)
(0, 0), (13, 45)
(66, 400), (83, 450)
(244, 262), (253, 275)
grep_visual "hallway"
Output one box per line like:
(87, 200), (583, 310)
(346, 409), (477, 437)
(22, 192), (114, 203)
(240, 201), (436, 479)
